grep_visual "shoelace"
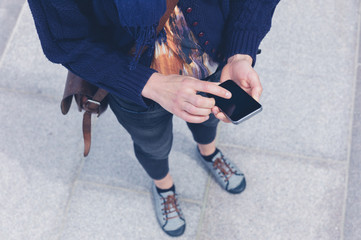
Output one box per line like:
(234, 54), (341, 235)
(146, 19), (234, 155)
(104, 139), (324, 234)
(213, 156), (237, 182)
(161, 194), (181, 220)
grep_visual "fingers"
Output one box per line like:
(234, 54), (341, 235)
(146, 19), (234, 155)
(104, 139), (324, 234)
(252, 86), (262, 102)
(219, 58), (263, 102)
(172, 77), (234, 123)
(183, 101), (212, 116)
(179, 97), (212, 123)
(178, 110), (209, 123)
(188, 94), (215, 109)
(183, 78), (231, 99)
(179, 106), (230, 124)
(212, 106), (231, 123)
(250, 79), (262, 101)
(249, 71), (263, 102)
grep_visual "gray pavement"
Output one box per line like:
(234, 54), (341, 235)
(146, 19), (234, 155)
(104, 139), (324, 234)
(0, 1), (360, 239)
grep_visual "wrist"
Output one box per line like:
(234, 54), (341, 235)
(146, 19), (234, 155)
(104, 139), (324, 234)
(227, 54), (253, 65)
(141, 72), (164, 101)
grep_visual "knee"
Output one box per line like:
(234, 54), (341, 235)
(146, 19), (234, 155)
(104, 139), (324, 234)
(133, 136), (173, 161)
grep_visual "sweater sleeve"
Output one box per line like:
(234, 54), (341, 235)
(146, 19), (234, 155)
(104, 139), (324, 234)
(224, 0), (280, 66)
(28, 0), (156, 107)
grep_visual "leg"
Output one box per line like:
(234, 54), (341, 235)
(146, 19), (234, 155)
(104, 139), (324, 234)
(108, 94), (173, 181)
(186, 70), (246, 194)
(186, 108), (219, 150)
(108, 94), (185, 236)
(187, 68), (221, 153)
(154, 172), (174, 189)
(198, 139), (216, 156)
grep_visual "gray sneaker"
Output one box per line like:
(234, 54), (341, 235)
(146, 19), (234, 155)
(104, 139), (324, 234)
(198, 149), (246, 194)
(151, 184), (186, 237)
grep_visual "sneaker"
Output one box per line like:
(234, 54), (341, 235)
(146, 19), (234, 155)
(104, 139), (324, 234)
(151, 184), (186, 237)
(198, 149), (246, 194)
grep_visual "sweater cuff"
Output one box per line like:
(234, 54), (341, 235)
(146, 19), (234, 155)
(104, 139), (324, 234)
(225, 30), (260, 67)
(93, 62), (157, 108)
(123, 65), (157, 108)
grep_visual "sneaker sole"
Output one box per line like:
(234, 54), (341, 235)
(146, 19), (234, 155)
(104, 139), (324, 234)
(163, 224), (186, 237)
(228, 178), (246, 194)
(196, 148), (247, 194)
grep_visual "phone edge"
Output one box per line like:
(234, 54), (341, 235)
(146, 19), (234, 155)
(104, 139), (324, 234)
(230, 106), (263, 125)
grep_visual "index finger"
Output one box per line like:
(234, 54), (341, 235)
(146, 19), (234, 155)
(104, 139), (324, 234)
(194, 81), (232, 99)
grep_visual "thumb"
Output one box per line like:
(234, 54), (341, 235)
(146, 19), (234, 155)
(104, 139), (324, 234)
(220, 66), (231, 83)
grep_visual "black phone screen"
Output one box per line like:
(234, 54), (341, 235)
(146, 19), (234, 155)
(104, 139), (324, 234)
(209, 80), (262, 123)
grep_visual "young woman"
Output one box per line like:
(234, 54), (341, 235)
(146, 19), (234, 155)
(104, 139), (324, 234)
(28, 0), (280, 236)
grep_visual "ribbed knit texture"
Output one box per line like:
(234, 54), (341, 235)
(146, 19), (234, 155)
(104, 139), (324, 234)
(112, 0), (166, 69)
(28, 0), (280, 107)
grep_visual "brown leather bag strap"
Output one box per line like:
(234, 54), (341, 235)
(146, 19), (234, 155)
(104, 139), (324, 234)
(83, 111), (92, 157)
(82, 88), (108, 115)
(93, 88), (109, 103)
(81, 88), (109, 157)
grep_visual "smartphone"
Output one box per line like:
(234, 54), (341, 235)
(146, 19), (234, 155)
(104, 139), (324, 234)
(208, 80), (262, 124)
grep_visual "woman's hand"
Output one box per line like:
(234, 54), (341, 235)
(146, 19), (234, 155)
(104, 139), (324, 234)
(212, 54), (263, 123)
(142, 73), (232, 123)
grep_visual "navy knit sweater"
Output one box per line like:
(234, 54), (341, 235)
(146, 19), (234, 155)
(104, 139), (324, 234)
(28, 0), (279, 107)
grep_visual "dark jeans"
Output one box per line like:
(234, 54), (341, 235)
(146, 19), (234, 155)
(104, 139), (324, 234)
(108, 70), (221, 180)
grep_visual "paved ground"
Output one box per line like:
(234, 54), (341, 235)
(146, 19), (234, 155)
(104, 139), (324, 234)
(1, 1), (361, 239)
